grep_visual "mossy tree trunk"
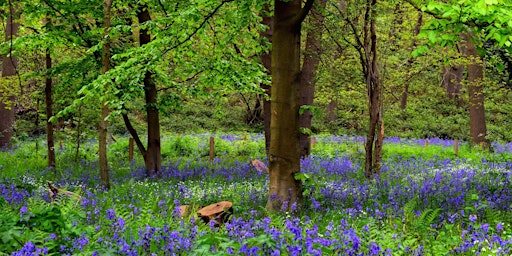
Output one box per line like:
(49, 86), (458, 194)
(464, 33), (489, 148)
(266, 0), (314, 212)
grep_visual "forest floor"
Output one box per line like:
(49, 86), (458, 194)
(1, 134), (512, 255)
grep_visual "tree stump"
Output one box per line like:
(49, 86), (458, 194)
(197, 201), (233, 227)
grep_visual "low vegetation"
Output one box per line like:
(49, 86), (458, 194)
(1, 134), (512, 255)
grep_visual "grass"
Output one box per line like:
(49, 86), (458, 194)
(1, 133), (512, 255)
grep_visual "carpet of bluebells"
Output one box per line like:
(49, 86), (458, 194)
(1, 134), (512, 255)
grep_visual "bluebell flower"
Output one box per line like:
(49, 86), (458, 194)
(496, 222), (503, 232)
(106, 208), (116, 220)
(368, 242), (381, 256)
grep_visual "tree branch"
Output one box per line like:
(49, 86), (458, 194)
(294, 0), (315, 26)
(121, 111), (146, 156)
(403, 0), (445, 20)
(162, 0), (233, 56)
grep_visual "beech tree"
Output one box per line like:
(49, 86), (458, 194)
(266, 0), (314, 212)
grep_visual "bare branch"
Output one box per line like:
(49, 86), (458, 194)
(295, 0), (315, 25)
(121, 111), (146, 156)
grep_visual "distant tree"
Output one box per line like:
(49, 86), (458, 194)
(266, 0), (314, 212)
(400, 11), (423, 110)
(408, 0), (512, 147)
(0, 0), (19, 149)
(332, 0), (384, 178)
(99, 0), (113, 189)
(299, 0), (327, 158)
(464, 32), (489, 147)
(45, 37), (55, 168)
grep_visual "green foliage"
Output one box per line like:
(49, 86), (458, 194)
(0, 193), (90, 255)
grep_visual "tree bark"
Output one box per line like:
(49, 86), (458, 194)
(363, 0), (383, 179)
(45, 47), (56, 168)
(266, 0), (314, 212)
(464, 33), (489, 148)
(400, 11), (422, 110)
(137, 5), (161, 176)
(443, 65), (463, 100)
(299, 0), (327, 158)
(98, 0), (112, 190)
(259, 4), (272, 155)
(0, 2), (19, 149)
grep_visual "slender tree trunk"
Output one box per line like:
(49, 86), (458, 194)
(326, 100), (338, 121)
(74, 104), (82, 163)
(464, 33), (489, 148)
(443, 65), (463, 100)
(400, 11), (422, 110)
(98, 0), (113, 190)
(299, 0), (327, 158)
(45, 48), (56, 168)
(266, 0), (314, 212)
(363, 0), (383, 179)
(0, 2), (19, 149)
(259, 4), (272, 155)
(137, 5), (161, 176)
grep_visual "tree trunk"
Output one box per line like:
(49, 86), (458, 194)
(45, 48), (56, 168)
(0, 2), (19, 149)
(363, 0), (383, 179)
(443, 65), (463, 100)
(259, 4), (272, 155)
(98, 0), (112, 190)
(299, 0), (327, 158)
(326, 100), (338, 121)
(464, 33), (488, 148)
(137, 5), (161, 176)
(400, 11), (422, 110)
(266, 0), (313, 212)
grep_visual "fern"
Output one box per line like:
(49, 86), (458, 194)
(403, 197), (417, 218)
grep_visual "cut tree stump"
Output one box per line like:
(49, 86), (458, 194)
(197, 201), (233, 226)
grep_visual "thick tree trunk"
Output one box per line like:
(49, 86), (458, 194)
(0, 2), (19, 149)
(259, 4), (272, 155)
(99, 0), (112, 190)
(45, 48), (56, 168)
(299, 0), (327, 158)
(464, 33), (489, 148)
(266, 0), (313, 212)
(137, 6), (161, 176)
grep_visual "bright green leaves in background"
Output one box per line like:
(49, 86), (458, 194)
(412, 0), (512, 57)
